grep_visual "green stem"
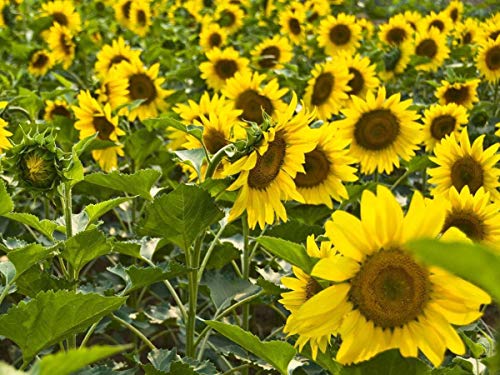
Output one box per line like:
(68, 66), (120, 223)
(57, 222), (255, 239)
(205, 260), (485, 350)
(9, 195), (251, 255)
(390, 169), (411, 191)
(111, 314), (157, 351)
(80, 321), (100, 348)
(421, 167), (428, 194)
(222, 364), (251, 375)
(241, 218), (250, 333)
(204, 144), (235, 180)
(0, 281), (13, 306)
(63, 182), (73, 239)
(186, 234), (204, 357)
(197, 224), (226, 283)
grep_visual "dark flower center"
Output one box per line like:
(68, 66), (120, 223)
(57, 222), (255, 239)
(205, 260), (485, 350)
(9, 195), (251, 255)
(32, 53), (49, 68)
(209, 32), (222, 48)
(485, 45), (500, 70)
(214, 59), (238, 80)
(329, 24), (351, 45)
(128, 73), (157, 104)
(258, 46), (281, 69)
(430, 114), (456, 140)
(122, 1), (132, 19)
(109, 55), (129, 69)
(52, 12), (68, 26)
(137, 9), (146, 26)
(443, 86), (469, 105)
(288, 18), (301, 35)
(354, 109), (400, 150)
(348, 68), (364, 96)
(489, 30), (500, 40)
(305, 277), (322, 300)
(50, 105), (71, 118)
(450, 8), (459, 22)
(219, 9), (236, 27)
(387, 27), (406, 44)
(59, 33), (73, 55)
(248, 135), (286, 190)
(451, 156), (484, 194)
(203, 128), (227, 154)
(428, 19), (445, 32)
(236, 89), (274, 124)
(443, 210), (485, 241)
(294, 148), (330, 188)
(462, 32), (472, 45)
(93, 116), (115, 140)
(416, 38), (438, 58)
(311, 72), (334, 106)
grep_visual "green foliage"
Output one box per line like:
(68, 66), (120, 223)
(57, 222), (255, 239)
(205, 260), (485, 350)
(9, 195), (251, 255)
(340, 350), (429, 375)
(7, 243), (55, 281)
(3, 213), (58, 241)
(84, 197), (134, 225)
(257, 236), (316, 273)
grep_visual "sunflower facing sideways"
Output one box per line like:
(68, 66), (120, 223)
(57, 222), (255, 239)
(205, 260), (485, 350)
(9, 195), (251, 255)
(200, 47), (250, 90)
(435, 79), (479, 109)
(44, 99), (72, 121)
(223, 93), (317, 229)
(294, 124), (357, 208)
(94, 37), (142, 80)
(413, 27), (450, 72)
(251, 35), (293, 70)
(214, 3), (244, 34)
(28, 50), (54, 76)
(422, 103), (468, 151)
(444, 0), (463, 25)
(317, 14), (362, 56)
(378, 41), (412, 81)
(128, 0), (151, 36)
(304, 60), (352, 121)
(40, 0), (81, 34)
(223, 71), (288, 125)
(335, 86), (421, 175)
(420, 11), (452, 35)
(72, 91), (125, 171)
(341, 53), (379, 100)
(476, 36), (500, 82)
(46, 23), (75, 69)
(428, 129), (500, 201)
(284, 185), (491, 366)
(279, 5), (306, 45)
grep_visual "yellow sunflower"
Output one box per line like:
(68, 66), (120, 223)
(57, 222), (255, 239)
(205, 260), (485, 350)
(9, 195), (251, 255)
(199, 47), (250, 91)
(44, 99), (72, 121)
(341, 53), (379, 100)
(317, 14), (362, 56)
(413, 27), (450, 72)
(454, 18), (480, 46)
(401, 10), (422, 31)
(335, 86), (421, 175)
(109, 60), (172, 121)
(28, 50), (54, 76)
(40, 0), (81, 34)
(128, 0), (151, 36)
(167, 0), (203, 24)
(285, 185), (491, 366)
(46, 23), (75, 69)
(378, 41), (412, 81)
(422, 103), (468, 151)
(251, 35), (293, 70)
(377, 14), (414, 46)
(435, 79), (480, 109)
(215, 3), (244, 34)
(94, 37), (142, 80)
(304, 0), (330, 24)
(113, 0), (133, 28)
(476, 36), (500, 82)
(444, 0), (463, 24)
(420, 11), (453, 35)
(428, 129), (500, 200)
(442, 186), (500, 246)
(223, 93), (317, 229)
(357, 17), (374, 39)
(303, 60), (352, 121)
(0, 118), (12, 153)
(280, 235), (335, 359)
(199, 22), (228, 51)
(480, 14), (500, 42)
(294, 124), (357, 208)
(72, 91), (125, 171)
(279, 6), (306, 45)
(223, 71), (288, 125)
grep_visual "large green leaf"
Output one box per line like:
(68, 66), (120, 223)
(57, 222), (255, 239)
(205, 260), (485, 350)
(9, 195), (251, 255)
(124, 129), (162, 170)
(62, 229), (112, 277)
(31, 345), (130, 375)
(3, 213), (58, 241)
(0, 290), (126, 361)
(204, 271), (260, 309)
(138, 185), (223, 250)
(407, 239), (500, 301)
(84, 197), (134, 225)
(256, 236), (315, 273)
(0, 179), (14, 215)
(340, 350), (429, 375)
(205, 321), (296, 375)
(85, 169), (161, 201)
(7, 244), (55, 281)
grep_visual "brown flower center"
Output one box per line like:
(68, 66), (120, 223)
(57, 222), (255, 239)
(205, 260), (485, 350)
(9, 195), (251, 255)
(219, 9), (236, 27)
(348, 67), (364, 96)
(462, 32), (472, 45)
(430, 114), (456, 140)
(416, 38), (438, 58)
(50, 105), (71, 119)
(122, 0), (132, 19)
(288, 18), (301, 35)
(214, 59), (238, 80)
(450, 8), (459, 22)
(489, 30), (500, 40)
(485, 45), (500, 71)
(236, 89), (274, 124)
(451, 156), (484, 194)
(93, 116), (115, 140)
(109, 55), (130, 69)
(209, 32), (222, 48)
(387, 27), (406, 45)
(349, 249), (430, 328)
(137, 9), (147, 26)
(52, 12), (68, 26)
(443, 86), (469, 105)
(59, 33), (73, 55)
(428, 19), (445, 32)
(32, 53), (49, 68)
(329, 24), (351, 46)
(354, 109), (400, 151)
(311, 72), (334, 106)
(128, 73), (157, 104)
(443, 210), (485, 241)
(248, 135), (286, 190)
(294, 148), (330, 188)
(305, 277), (322, 300)
(258, 46), (281, 69)
(203, 128), (227, 154)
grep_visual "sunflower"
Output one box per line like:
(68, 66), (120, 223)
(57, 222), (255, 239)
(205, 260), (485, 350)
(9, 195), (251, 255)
(167, 0), (203, 24)
(317, 14), (361, 56)
(304, 0), (330, 24)
(285, 186), (491, 366)
(476, 36), (500, 82)
(444, 0), (463, 24)
(46, 23), (75, 69)
(335, 86), (421, 175)
(215, 3), (243, 34)
(377, 14), (413, 46)
(454, 18), (480, 46)
(128, 0), (151, 36)
(0, 118), (12, 153)
(72, 91), (125, 171)
(40, 0), (81, 34)
(428, 129), (500, 201)
(420, 11), (452, 35)
(114, 0), (133, 28)
(280, 235), (335, 359)
(199, 22), (228, 51)
(28, 50), (54, 76)
(341, 53), (379, 100)
(223, 71), (288, 125)
(199, 47), (250, 91)
(435, 79), (479, 109)
(413, 27), (450, 72)
(422, 103), (468, 152)
(251, 35), (293, 70)
(303, 60), (352, 121)
(480, 14), (500, 42)
(279, 6), (306, 45)
(356, 17), (374, 39)
(401, 10), (422, 31)
(44, 99), (72, 121)
(109, 60), (172, 121)
(442, 186), (500, 246)
(94, 37), (142, 80)
(497, 122), (500, 138)
(223, 93), (317, 229)
(294, 124), (357, 208)
(378, 41), (412, 81)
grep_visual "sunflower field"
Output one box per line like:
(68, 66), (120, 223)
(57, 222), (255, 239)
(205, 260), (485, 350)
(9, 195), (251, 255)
(1, 0), (500, 373)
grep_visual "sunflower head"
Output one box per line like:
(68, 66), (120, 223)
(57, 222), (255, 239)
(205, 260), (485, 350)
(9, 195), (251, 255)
(435, 79), (480, 109)
(28, 50), (54, 76)
(477, 36), (500, 82)
(422, 103), (468, 151)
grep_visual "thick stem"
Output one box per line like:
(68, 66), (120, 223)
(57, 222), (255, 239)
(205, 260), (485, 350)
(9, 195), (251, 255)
(185, 235), (203, 357)
(204, 144), (235, 180)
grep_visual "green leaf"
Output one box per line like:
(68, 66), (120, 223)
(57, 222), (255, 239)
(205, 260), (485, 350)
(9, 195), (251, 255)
(340, 350), (429, 375)
(265, 220), (323, 243)
(0, 290), (126, 361)
(111, 241), (142, 260)
(3, 213), (58, 241)
(124, 129), (162, 169)
(84, 197), (134, 225)
(257, 236), (315, 274)
(205, 321), (296, 375)
(31, 345), (130, 375)
(0, 179), (14, 215)
(139, 185), (224, 250)
(7, 244), (55, 281)
(62, 229), (112, 277)
(407, 239), (500, 301)
(85, 169), (162, 201)
(204, 271), (260, 309)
